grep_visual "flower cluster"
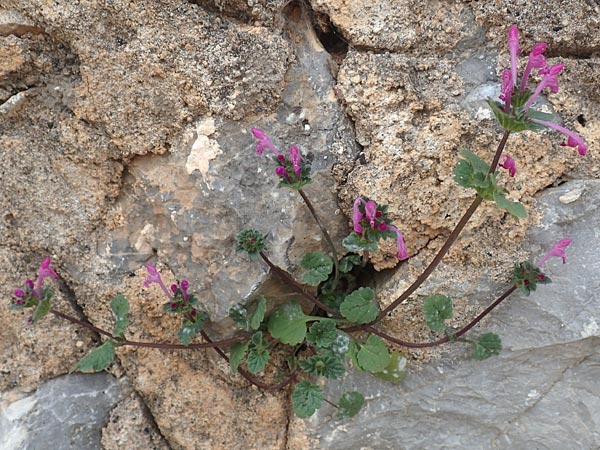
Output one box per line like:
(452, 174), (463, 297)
(251, 128), (311, 189)
(347, 197), (407, 260)
(144, 265), (205, 318)
(493, 25), (587, 157)
(11, 257), (59, 309)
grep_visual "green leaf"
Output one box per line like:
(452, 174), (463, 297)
(250, 295), (267, 330)
(298, 351), (345, 379)
(493, 190), (528, 219)
(340, 288), (379, 324)
(524, 109), (559, 130)
(486, 99), (540, 132)
(330, 331), (351, 356)
(110, 294), (129, 338)
(372, 351), (408, 383)
(356, 335), (391, 373)
(348, 339), (363, 371)
(292, 381), (323, 418)
(229, 341), (249, 373)
(32, 295), (51, 323)
(246, 331), (269, 374)
(177, 319), (205, 346)
(338, 392), (365, 419)
(267, 302), (314, 345)
(306, 319), (338, 348)
(229, 304), (250, 331)
(339, 254), (361, 273)
(423, 294), (453, 333)
(301, 252), (334, 285)
(472, 333), (502, 360)
(460, 150), (490, 174)
(342, 232), (379, 253)
(73, 341), (116, 373)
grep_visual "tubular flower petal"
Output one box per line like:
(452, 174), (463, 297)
(36, 257), (59, 296)
(352, 197), (366, 233)
(531, 118), (587, 156)
(536, 238), (572, 267)
(144, 264), (174, 301)
(275, 166), (291, 182)
(522, 64), (564, 111)
(289, 145), (302, 177)
(499, 69), (514, 111)
(251, 128), (282, 157)
(508, 25), (520, 87)
(499, 153), (517, 177)
(388, 225), (408, 260)
(365, 201), (377, 228)
(521, 42), (547, 89)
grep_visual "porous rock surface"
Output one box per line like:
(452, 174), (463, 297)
(1, 0), (599, 449)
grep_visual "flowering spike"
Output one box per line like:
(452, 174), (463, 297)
(499, 153), (517, 177)
(251, 128), (282, 157)
(522, 63), (564, 111)
(365, 201), (377, 228)
(521, 43), (547, 89)
(289, 145), (302, 177)
(530, 118), (587, 156)
(353, 198), (366, 233)
(388, 225), (408, 260)
(536, 238), (572, 267)
(508, 25), (520, 87)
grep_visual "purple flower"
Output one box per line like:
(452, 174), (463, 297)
(508, 25), (520, 87)
(521, 42), (547, 89)
(530, 118), (587, 156)
(181, 279), (189, 301)
(522, 63), (564, 111)
(14, 289), (25, 298)
(536, 238), (572, 267)
(35, 257), (59, 297)
(275, 166), (291, 182)
(251, 128), (282, 158)
(499, 153), (517, 177)
(365, 201), (377, 228)
(353, 198), (366, 233)
(388, 225), (408, 260)
(289, 145), (302, 177)
(499, 69), (514, 111)
(144, 264), (173, 300)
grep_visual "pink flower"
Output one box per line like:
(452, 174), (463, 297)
(289, 145), (302, 177)
(522, 64), (564, 111)
(530, 118), (587, 156)
(365, 201), (377, 228)
(536, 238), (572, 267)
(251, 128), (282, 158)
(508, 25), (520, 87)
(499, 69), (514, 111)
(521, 43), (547, 89)
(35, 257), (59, 297)
(275, 166), (291, 182)
(353, 198), (366, 233)
(499, 153), (517, 177)
(144, 264), (173, 300)
(388, 225), (408, 260)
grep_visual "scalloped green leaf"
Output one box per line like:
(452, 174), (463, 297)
(306, 319), (338, 348)
(338, 392), (365, 419)
(340, 287), (378, 324)
(373, 351), (408, 383)
(342, 232), (379, 253)
(229, 341), (249, 373)
(486, 99), (540, 132)
(177, 318), (205, 346)
(473, 333), (502, 360)
(299, 351), (345, 379)
(493, 190), (528, 219)
(32, 295), (51, 323)
(356, 335), (391, 373)
(423, 294), (453, 333)
(301, 252), (334, 285)
(339, 254), (361, 273)
(292, 381), (323, 418)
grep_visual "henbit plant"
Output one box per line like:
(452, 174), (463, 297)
(10, 25), (587, 419)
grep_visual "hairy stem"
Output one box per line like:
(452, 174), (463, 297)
(50, 309), (245, 350)
(259, 251), (340, 317)
(298, 188), (340, 290)
(375, 129), (511, 322)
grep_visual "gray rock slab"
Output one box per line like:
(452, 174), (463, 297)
(0, 373), (129, 450)
(307, 181), (600, 449)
